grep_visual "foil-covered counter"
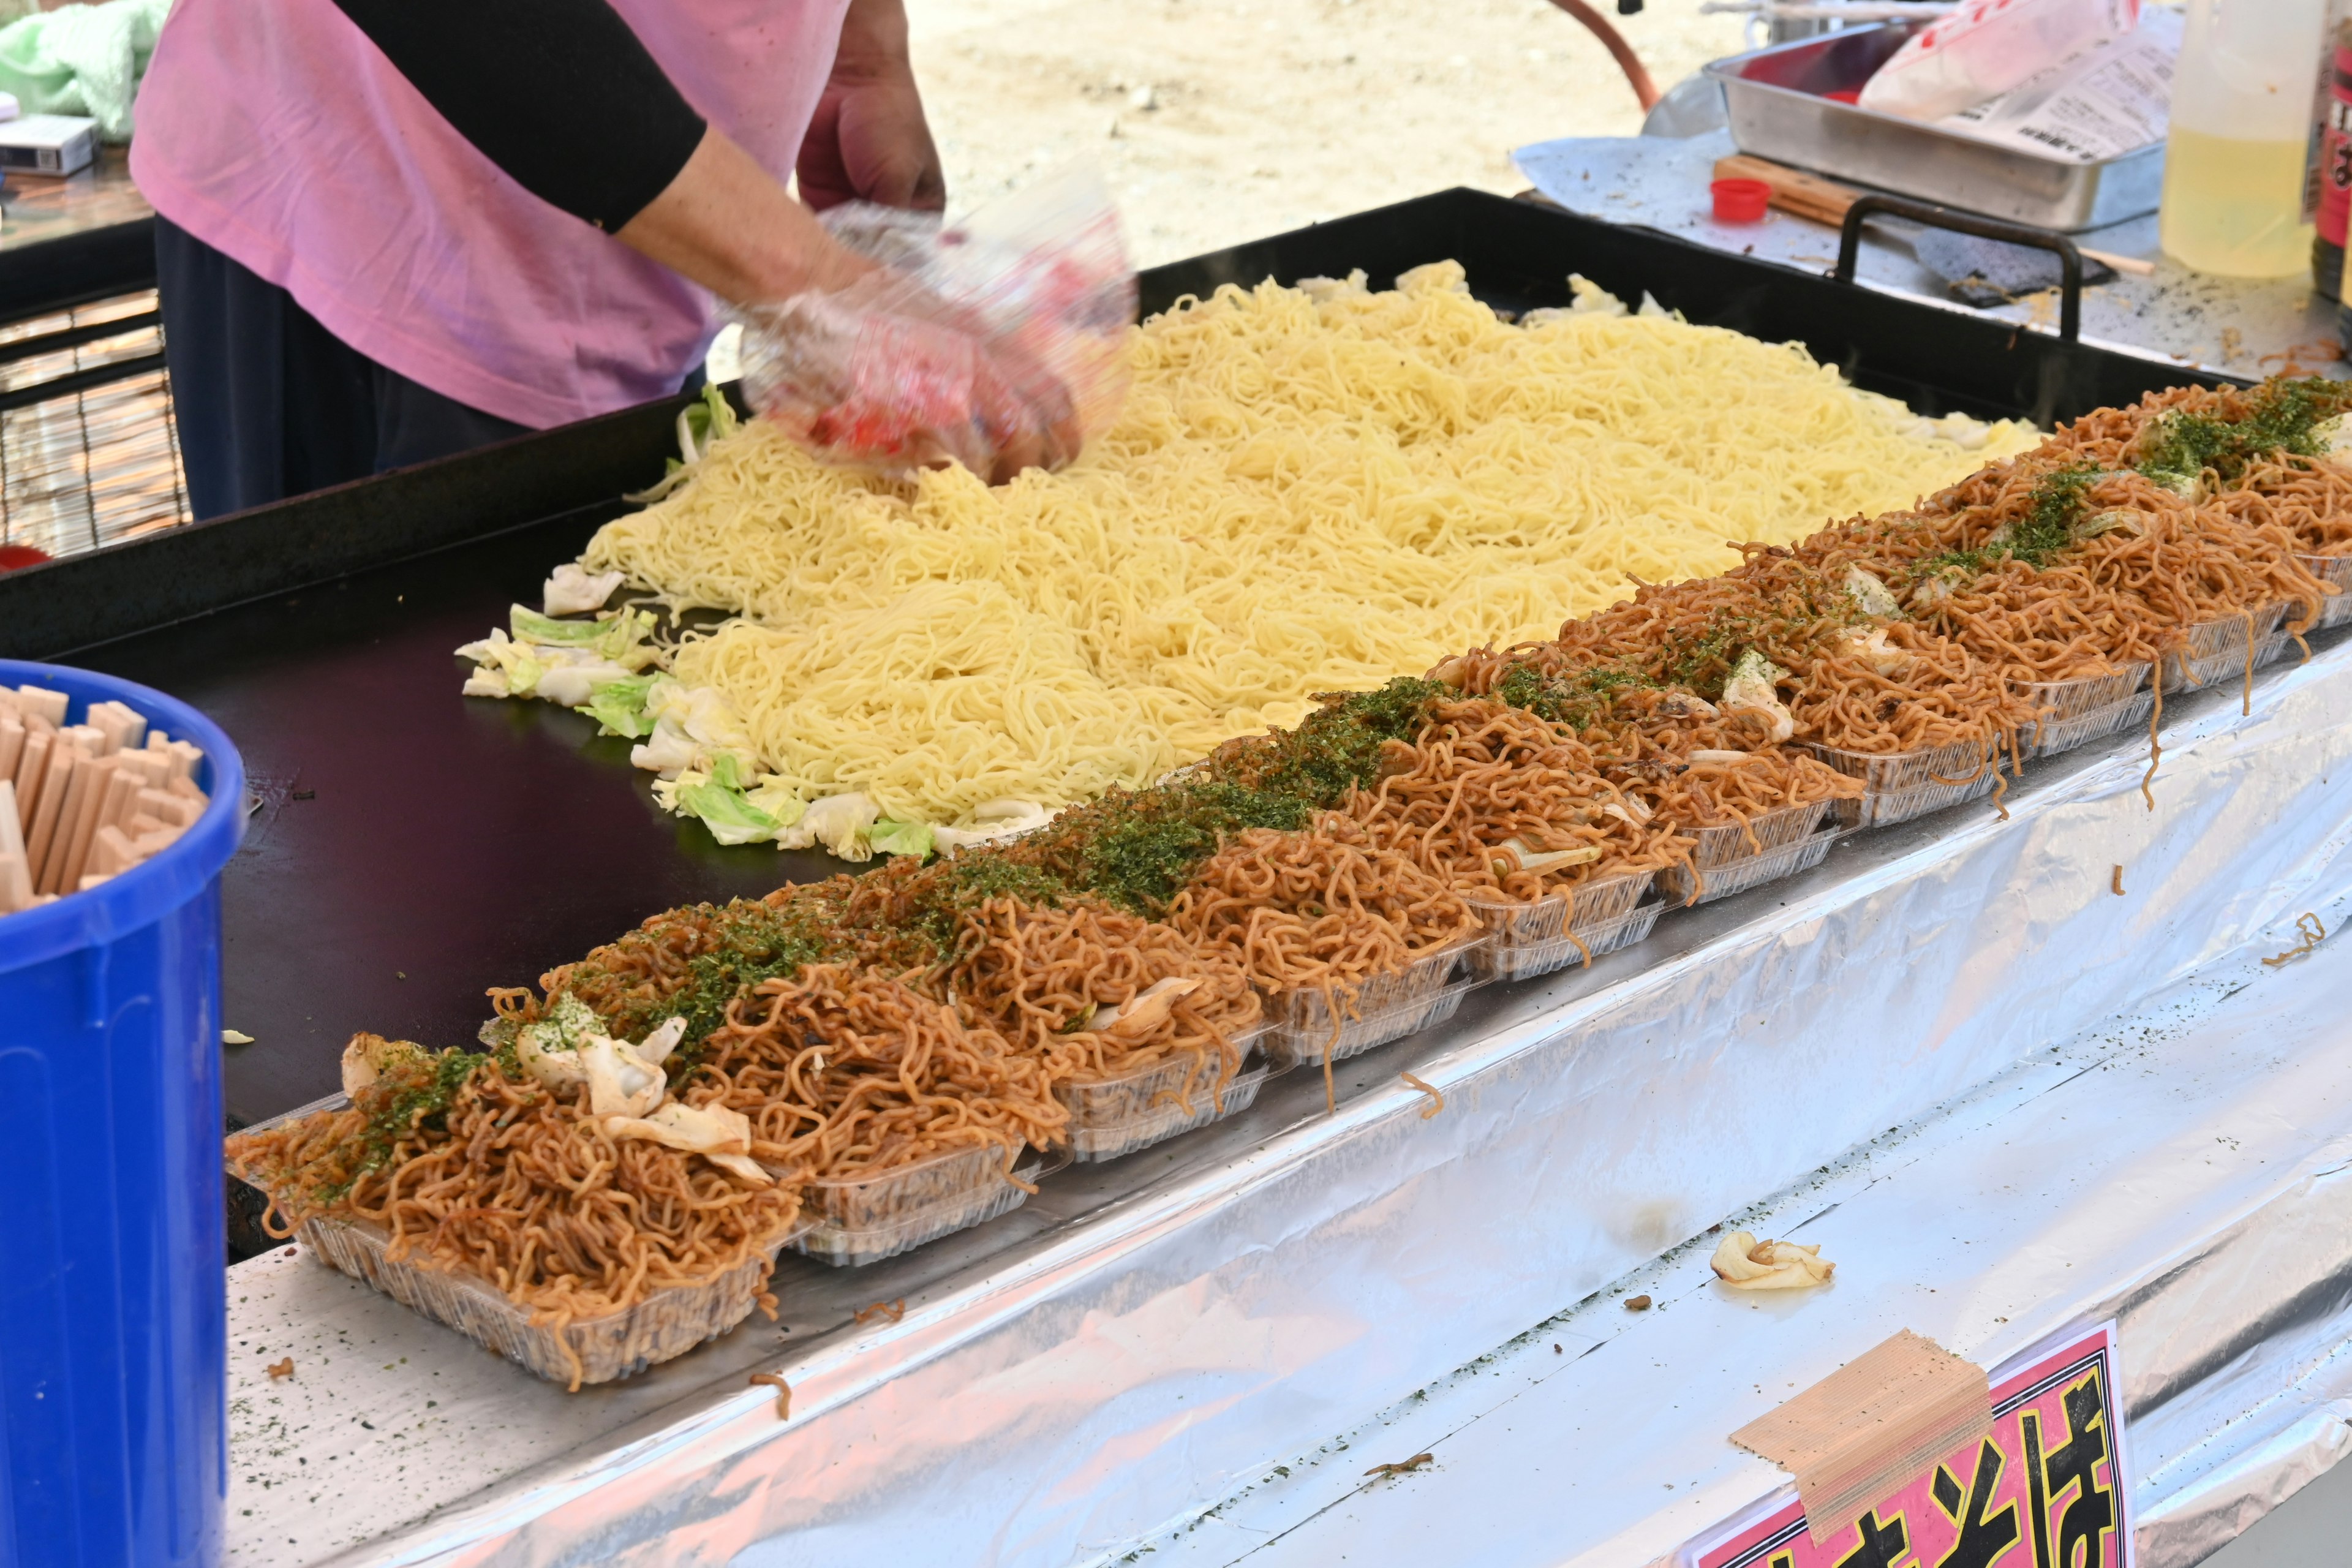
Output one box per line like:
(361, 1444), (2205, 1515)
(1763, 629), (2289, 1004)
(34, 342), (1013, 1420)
(226, 633), (2352, 1568)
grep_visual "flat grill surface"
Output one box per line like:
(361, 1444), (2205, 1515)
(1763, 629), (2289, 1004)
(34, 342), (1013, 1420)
(14, 189), (2228, 1126)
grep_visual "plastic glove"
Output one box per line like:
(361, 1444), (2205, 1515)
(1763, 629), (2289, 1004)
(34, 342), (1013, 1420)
(737, 164), (1133, 482)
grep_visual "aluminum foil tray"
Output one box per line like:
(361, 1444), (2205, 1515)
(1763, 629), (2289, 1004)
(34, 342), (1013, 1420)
(1657, 828), (1838, 908)
(1702, 24), (2163, 231)
(1460, 870), (1652, 944)
(299, 1215), (798, 1388)
(1060, 1030), (1280, 1165)
(1684, 798), (1830, 869)
(2295, 554), (2352, 631)
(1268, 937), (1487, 1066)
(1469, 894), (1667, 982)
(793, 1144), (1050, 1268)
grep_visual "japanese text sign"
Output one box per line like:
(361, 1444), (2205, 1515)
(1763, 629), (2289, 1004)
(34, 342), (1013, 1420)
(1682, 1322), (2132, 1568)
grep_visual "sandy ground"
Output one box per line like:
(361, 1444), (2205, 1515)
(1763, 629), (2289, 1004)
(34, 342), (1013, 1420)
(902, 0), (1752, 266)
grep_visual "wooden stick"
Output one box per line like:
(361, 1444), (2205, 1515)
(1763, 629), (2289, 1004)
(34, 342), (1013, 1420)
(13, 727), (48, 816)
(23, 745), (78, 892)
(56, 756), (118, 894)
(1712, 151), (2157, 276)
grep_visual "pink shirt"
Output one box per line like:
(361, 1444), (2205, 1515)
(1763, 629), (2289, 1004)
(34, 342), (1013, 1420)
(132, 0), (850, 430)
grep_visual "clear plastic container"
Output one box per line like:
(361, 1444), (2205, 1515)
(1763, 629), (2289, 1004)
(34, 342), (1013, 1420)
(1267, 936), (1488, 1066)
(1471, 894), (1667, 982)
(1058, 1027), (1284, 1163)
(1800, 734), (2005, 827)
(791, 1142), (1061, 1267)
(2015, 663), (2150, 756)
(298, 1213), (803, 1387)
(2024, 690), (2158, 759)
(1657, 827), (1839, 907)
(2158, 605), (2290, 693)
(2293, 554), (2352, 630)
(1683, 799), (1832, 869)
(1459, 869), (1653, 945)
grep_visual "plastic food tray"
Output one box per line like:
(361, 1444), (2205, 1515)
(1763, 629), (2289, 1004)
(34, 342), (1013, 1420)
(791, 1142), (1058, 1268)
(297, 1213), (802, 1387)
(1683, 799), (1831, 870)
(1267, 935), (1487, 1066)
(1059, 1028), (1281, 1164)
(2295, 554), (2352, 631)
(2160, 606), (2288, 694)
(2024, 690), (2157, 761)
(1800, 734), (2003, 829)
(1471, 894), (1667, 982)
(1460, 869), (1653, 944)
(1657, 827), (1838, 908)
(2016, 663), (2148, 723)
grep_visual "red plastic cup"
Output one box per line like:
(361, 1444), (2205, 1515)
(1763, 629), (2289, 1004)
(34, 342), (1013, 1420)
(1823, 89), (1862, 104)
(0, 545), (51, 572)
(1711, 178), (1771, 225)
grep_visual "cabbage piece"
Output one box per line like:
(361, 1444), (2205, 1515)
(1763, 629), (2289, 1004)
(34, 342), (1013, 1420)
(1497, 837), (1602, 875)
(1721, 649), (1796, 744)
(676, 775), (780, 846)
(602, 1101), (770, 1185)
(1836, 626), (1910, 677)
(532, 656), (639, 708)
(932, 799), (1055, 852)
(745, 778), (808, 829)
(516, 995), (603, 1088)
(543, 564), (627, 617)
(1096, 976), (1201, 1039)
(584, 676), (662, 739)
(780, 793), (880, 859)
(340, 1033), (428, 1098)
(507, 605), (608, 647)
(1844, 565), (1902, 619)
(635, 1016), (688, 1066)
(869, 818), (935, 859)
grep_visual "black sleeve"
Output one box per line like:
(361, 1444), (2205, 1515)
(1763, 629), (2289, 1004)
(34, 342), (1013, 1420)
(330, 0), (709, 232)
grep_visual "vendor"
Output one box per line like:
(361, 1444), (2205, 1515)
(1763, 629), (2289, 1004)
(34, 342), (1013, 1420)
(132, 0), (1058, 518)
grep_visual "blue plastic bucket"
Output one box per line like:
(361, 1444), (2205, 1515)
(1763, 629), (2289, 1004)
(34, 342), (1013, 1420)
(0, 660), (244, 1568)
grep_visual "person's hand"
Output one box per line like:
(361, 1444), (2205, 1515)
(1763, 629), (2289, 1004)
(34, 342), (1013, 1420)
(797, 0), (945, 214)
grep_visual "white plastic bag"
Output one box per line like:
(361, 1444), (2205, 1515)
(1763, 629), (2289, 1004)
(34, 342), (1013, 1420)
(1856, 0), (2141, 123)
(735, 164), (1135, 483)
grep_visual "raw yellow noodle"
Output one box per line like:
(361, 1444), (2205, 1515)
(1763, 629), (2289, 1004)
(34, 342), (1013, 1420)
(586, 263), (2030, 826)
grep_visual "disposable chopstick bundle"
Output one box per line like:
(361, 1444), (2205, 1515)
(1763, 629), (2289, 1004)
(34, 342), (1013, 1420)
(0, 682), (212, 918)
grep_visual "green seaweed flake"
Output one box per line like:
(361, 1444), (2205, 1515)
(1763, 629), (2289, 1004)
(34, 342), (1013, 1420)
(2135, 377), (2352, 494)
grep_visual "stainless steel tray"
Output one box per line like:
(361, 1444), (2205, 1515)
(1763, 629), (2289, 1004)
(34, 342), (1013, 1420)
(1703, 24), (2164, 233)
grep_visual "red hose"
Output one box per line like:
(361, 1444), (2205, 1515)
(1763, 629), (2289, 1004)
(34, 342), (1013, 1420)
(1547, 0), (1662, 111)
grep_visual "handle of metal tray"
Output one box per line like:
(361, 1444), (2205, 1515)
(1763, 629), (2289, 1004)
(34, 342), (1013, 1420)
(1833, 193), (2083, 344)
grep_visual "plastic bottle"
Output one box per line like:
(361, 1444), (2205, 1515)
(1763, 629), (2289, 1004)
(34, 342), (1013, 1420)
(2160, 0), (2330, 278)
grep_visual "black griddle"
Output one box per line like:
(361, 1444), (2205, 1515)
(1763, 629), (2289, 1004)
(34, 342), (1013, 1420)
(0, 187), (2237, 1128)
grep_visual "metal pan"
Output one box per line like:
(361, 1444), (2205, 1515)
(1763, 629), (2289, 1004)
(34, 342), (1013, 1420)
(1703, 23), (2165, 232)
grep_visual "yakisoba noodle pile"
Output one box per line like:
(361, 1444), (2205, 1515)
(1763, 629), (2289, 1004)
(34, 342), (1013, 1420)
(516, 264), (2028, 833)
(249, 376), (2348, 1387)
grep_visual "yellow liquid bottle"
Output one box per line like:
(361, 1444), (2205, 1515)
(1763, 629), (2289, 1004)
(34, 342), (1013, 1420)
(2159, 0), (2330, 279)
(2159, 128), (2318, 278)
